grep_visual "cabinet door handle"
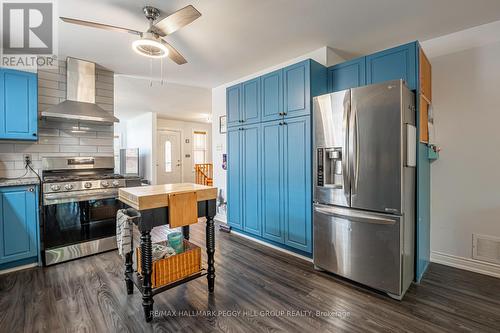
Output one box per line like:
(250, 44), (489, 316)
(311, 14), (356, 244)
(28, 187), (35, 192)
(32, 133), (37, 137)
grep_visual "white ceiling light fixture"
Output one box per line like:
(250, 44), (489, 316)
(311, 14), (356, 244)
(132, 32), (169, 58)
(60, 4), (201, 64)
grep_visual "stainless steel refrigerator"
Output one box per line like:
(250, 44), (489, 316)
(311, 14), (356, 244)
(312, 80), (416, 299)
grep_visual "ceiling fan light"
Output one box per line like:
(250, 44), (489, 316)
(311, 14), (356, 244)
(132, 34), (169, 58)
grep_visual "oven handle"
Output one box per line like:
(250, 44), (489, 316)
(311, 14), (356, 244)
(43, 189), (119, 205)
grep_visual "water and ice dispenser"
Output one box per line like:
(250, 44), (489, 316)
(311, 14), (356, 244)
(316, 147), (343, 188)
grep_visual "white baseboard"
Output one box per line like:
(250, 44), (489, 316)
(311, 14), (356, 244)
(0, 263), (38, 276)
(231, 230), (313, 263)
(431, 251), (500, 279)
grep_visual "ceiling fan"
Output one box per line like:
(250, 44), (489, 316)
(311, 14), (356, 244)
(60, 5), (201, 64)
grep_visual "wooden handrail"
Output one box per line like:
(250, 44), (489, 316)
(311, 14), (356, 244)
(195, 163), (213, 186)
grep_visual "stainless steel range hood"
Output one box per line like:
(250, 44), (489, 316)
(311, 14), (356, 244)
(41, 57), (119, 124)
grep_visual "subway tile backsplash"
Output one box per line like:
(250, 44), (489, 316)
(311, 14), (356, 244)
(0, 60), (115, 178)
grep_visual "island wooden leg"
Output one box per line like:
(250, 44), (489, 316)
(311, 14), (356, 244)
(125, 251), (134, 295)
(140, 230), (154, 322)
(182, 225), (190, 240)
(206, 215), (215, 292)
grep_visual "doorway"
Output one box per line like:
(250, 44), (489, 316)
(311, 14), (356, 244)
(157, 130), (182, 184)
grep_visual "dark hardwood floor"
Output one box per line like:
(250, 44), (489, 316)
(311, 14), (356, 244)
(1, 220), (499, 333)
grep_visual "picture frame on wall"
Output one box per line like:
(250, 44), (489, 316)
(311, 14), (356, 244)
(219, 115), (227, 134)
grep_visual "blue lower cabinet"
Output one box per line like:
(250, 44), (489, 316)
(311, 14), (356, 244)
(328, 57), (366, 92)
(366, 42), (417, 90)
(241, 124), (261, 235)
(227, 128), (242, 229)
(283, 116), (311, 253)
(261, 120), (284, 243)
(0, 185), (39, 269)
(0, 69), (38, 140)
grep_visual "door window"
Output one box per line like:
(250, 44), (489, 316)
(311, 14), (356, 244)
(165, 140), (172, 172)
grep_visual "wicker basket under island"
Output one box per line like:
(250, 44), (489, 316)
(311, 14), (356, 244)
(136, 240), (202, 288)
(118, 183), (217, 322)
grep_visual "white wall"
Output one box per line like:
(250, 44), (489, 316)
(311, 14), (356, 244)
(429, 41), (500, 269)
(124, 112), (156, 184)
(157, 118), (212, 183)
(211, 46), (342, 222)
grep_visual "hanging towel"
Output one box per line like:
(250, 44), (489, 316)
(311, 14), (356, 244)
(116, 208), (140, 258)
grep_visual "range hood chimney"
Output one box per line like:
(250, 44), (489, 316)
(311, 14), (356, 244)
(41, 57), (119, 124)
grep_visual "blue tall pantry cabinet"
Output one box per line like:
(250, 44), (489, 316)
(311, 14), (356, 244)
(227, 59), (326, 256)
(0, 68), (38, 140)
(227, 123), (261, 236)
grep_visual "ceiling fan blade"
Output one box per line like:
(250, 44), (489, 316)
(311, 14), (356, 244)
(160, 39), (187, 65)
(152, 5), (201, 37)
(60, 17), (142, 36)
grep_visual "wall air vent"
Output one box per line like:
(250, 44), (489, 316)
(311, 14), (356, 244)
(472, 234), (500, 265)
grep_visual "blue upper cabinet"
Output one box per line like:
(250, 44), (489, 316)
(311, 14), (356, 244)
(0, 185), (39, 268)
(226, 85), (241, 128)
(366, 42), (417, 90)
(0, 68), (38, 141)
(261, 70), (283, 122)
(328, 57), (366, 92)
(283, 60), (310, 118)
(241, 78), (261, 125)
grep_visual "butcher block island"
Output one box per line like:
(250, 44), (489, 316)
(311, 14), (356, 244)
(118, 183), (217, 322)
(119, 183), (217, 211)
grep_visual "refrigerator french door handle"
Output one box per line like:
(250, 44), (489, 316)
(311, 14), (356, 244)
(314, 204), (396, 225)
(342, 101), (350, 198)
(354, 107), (360, 193)
(349, 106), (357, 195)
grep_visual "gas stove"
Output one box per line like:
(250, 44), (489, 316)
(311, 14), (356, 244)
(41, 156), (139, 266)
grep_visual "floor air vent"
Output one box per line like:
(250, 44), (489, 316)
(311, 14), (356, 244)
(473, 234), (500, 265)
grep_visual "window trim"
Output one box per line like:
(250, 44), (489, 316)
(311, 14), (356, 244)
(192, 130), (208, 167)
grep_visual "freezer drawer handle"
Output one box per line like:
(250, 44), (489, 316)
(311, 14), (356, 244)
(314, 204), (396, 225)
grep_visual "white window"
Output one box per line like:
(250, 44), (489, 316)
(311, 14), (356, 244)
(193, 131), (207, 165)
(165, 140), (172, 172)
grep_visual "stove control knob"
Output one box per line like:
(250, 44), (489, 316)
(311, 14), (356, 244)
(50, 184), (61, 191)
(101, 180), (109, 188)
(112, 180), (120, 187)
(84, 182), (92, 189)
(64, 184), (74, 191)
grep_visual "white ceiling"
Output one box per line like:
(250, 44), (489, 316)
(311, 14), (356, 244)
(114, 76), (211, 121)
(59, 0), (500, 88)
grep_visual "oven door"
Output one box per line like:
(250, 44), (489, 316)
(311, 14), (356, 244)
(43, 189), (121, 249)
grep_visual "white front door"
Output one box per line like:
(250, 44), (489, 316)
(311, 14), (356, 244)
(157, 130), (182, 184)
